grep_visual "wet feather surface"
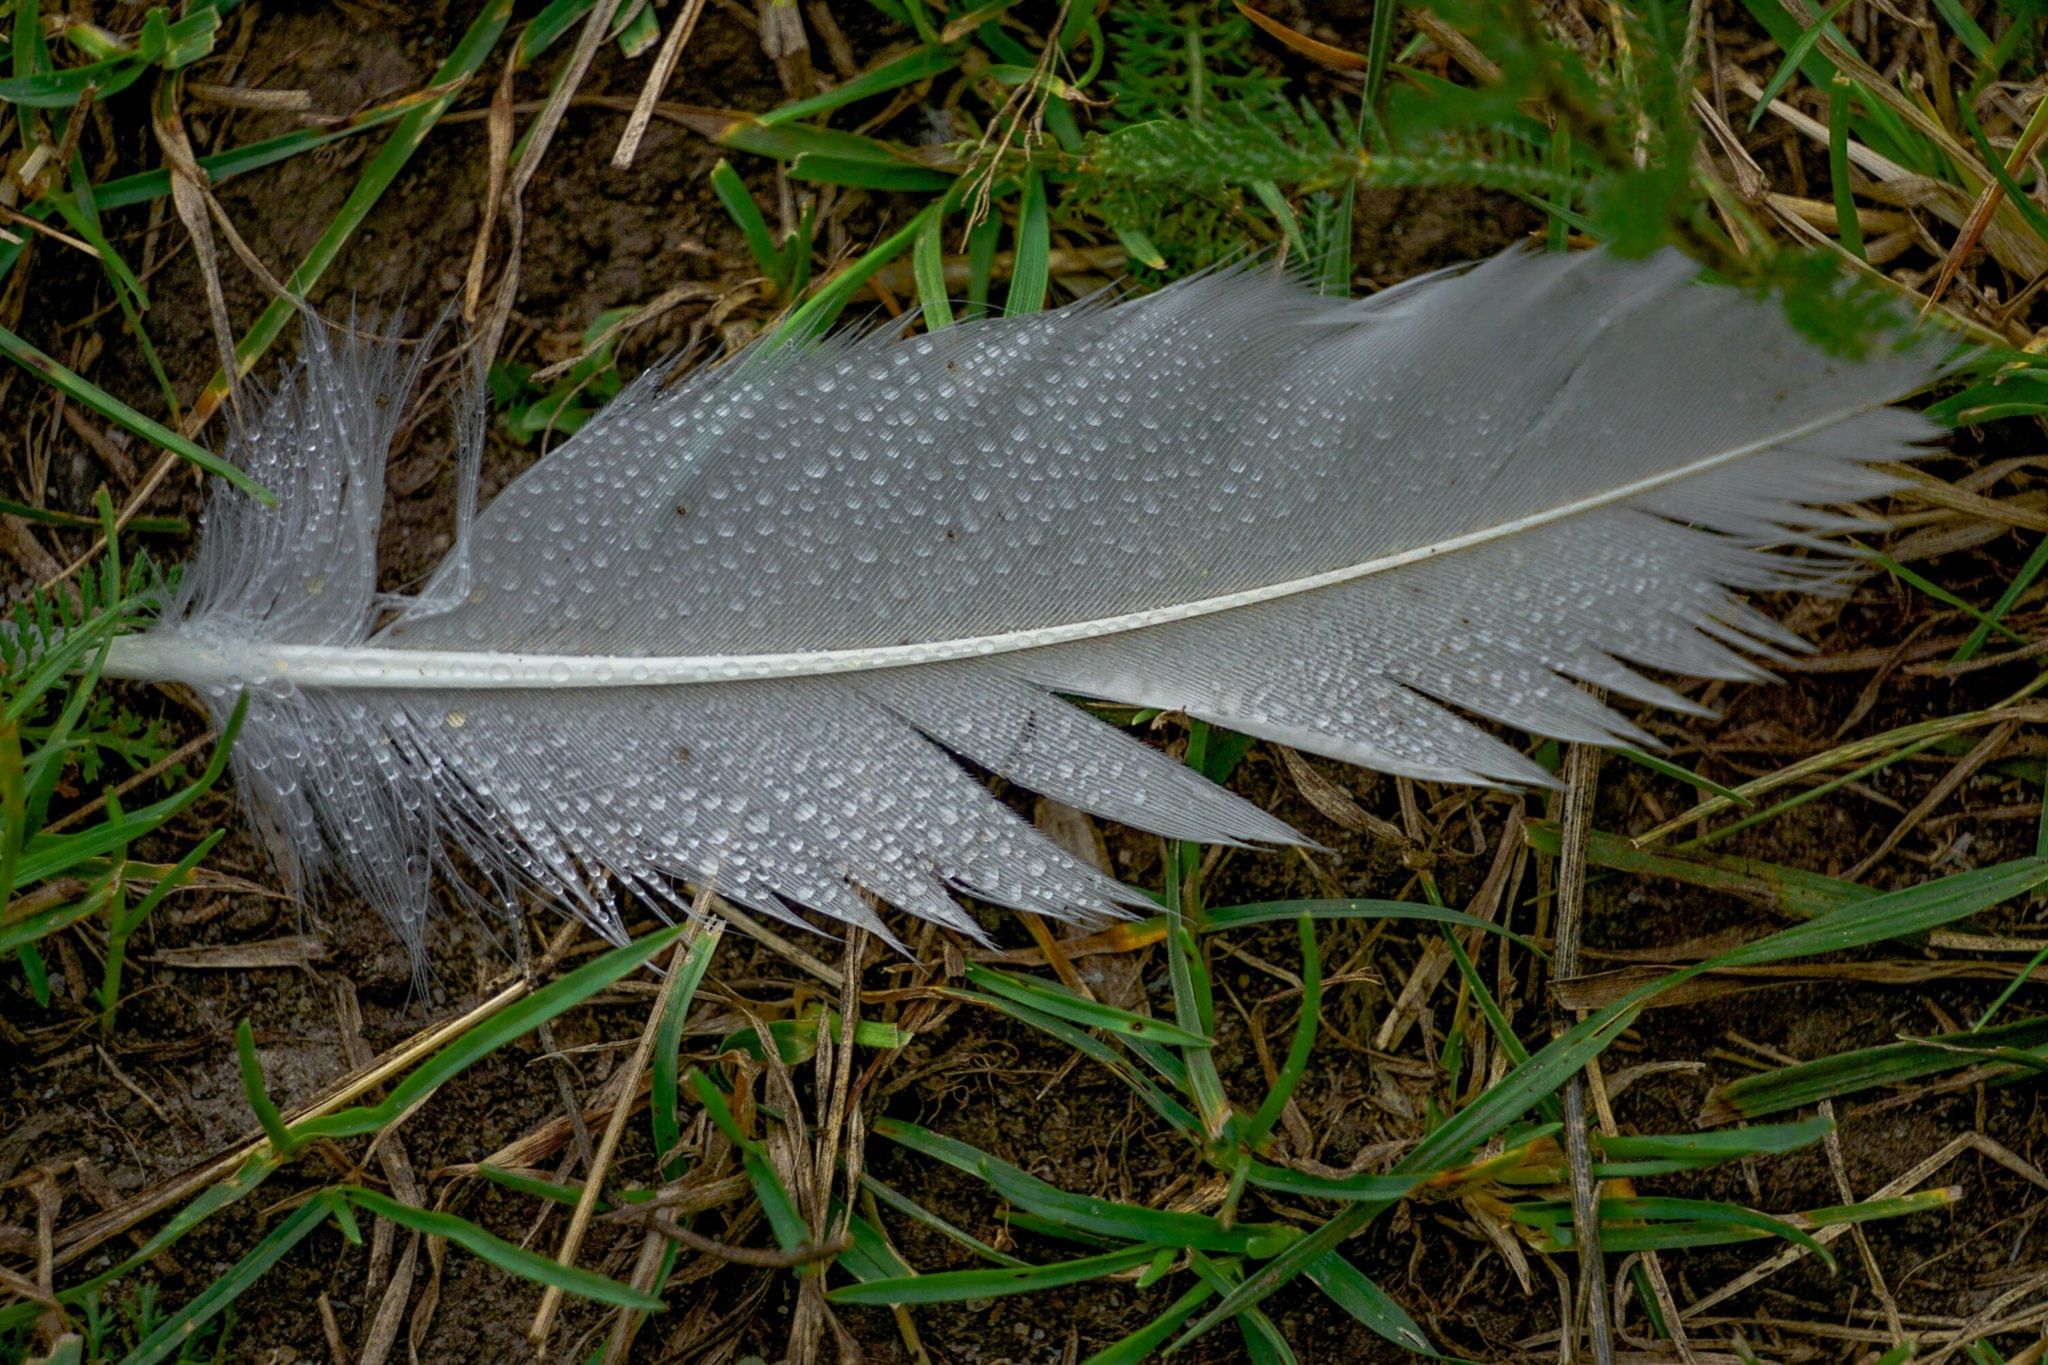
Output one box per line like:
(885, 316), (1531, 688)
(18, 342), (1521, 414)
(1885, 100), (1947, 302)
(103, 247), (1940, 953)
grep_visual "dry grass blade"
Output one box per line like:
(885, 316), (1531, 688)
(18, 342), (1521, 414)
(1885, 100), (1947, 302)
(612, 0), (709, 169)
(1552, 741), (1613, 1365)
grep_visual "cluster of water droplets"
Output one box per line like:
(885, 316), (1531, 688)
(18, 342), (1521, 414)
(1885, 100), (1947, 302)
(121, 250), (1939, 957)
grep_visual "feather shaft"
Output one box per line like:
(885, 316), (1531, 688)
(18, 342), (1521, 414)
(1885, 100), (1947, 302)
(104, 387), (1908, 694)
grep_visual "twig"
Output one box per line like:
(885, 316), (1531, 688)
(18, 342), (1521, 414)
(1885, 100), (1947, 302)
(529, 927), (687, 1351)
(640, 1213), (851, 1267)
(1553, 739), (1613, 1365)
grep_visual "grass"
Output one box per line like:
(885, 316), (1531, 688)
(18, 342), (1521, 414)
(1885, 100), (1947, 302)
(7, 0), (2048, 1360)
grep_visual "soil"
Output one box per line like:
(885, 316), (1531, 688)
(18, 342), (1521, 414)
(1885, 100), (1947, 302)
(6, 1), (2048, 1362)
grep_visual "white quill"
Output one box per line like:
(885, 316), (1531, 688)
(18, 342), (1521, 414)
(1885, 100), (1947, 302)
(102, 247), (1938, 952)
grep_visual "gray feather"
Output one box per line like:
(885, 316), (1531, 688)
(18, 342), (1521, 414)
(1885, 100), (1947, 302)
(103, 247), (1941, 953)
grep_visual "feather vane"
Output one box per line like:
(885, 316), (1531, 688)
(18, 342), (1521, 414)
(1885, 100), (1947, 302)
(103, 248), (1940, 951)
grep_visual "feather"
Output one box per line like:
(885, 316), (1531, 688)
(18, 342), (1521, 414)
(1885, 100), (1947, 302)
(102, 247), (1940, 953)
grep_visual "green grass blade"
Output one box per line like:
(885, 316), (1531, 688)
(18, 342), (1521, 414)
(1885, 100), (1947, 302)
(0, 323), (268, 501)
(122, 1195), (332, 1365)
(651, 925), (721, 1179)
(862, 1173), (1029, 1268)
(1174, 854), (2045, 1346)
(710, 159), (788, 286)
(1243, 916), (1320, 1149)
(688, 1068), (809, 1250)
(959, 962), (1211, 1047)
(338, 1187), (663, 1309)
(1205, 898), (1546, 955)
(1083, 1280), (1215, 1364)
(1749, 0), (1856, 129)
(933, 985), (1201, 1128)
(912, 207), (955, 328)
(1304, 1250), (1440, 1357)
(15, 694), (248, 886)
(781, 200), (942, 339)
(759, 43), (962, 126)
(1953, 532), (2048, 663)
(290, 922), (686, 1144)
(191, 0), (515, 421)
(1828, 76), (1865, 258)
(788, 153), (957, 191)
(1516, 1195), (1834, 1266)
(1238, 1161), (1420, 1203)
(828, 1244), (1157, 1305)
(1618, 748), (1754, 805)
(1705, 1014), (2048, 1120)
(1591, 1116), (1834, 1174)
(1006, 168), (1050, 314)
(476, 1163), (612, 1210)
(874, 1116), (1293, 1255)
(1712, 857), (2048, 966)
(1523, 819), (1860, 920)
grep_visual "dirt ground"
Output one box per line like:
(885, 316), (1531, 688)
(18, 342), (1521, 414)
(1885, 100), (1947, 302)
(7, 1), (2048, 1361)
